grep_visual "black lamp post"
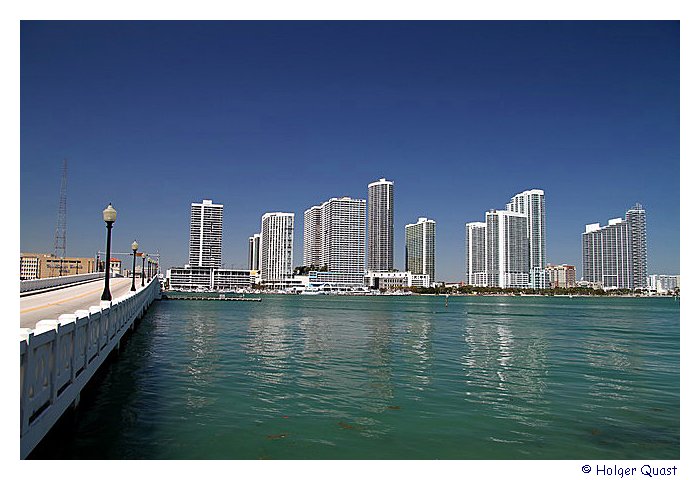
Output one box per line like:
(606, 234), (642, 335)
(131, 240), (138, 291)
(141, 253), (146, 287)
(101, 204), (117, 301)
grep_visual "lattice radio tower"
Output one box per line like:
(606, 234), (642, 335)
(54, 158), (68, 258)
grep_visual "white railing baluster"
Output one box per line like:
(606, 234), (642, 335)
(19, 278), (161, 459)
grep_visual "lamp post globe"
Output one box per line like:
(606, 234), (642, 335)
(131, 240), (138, 291)
(101, 203), (117, 301)
(103, 204), (117, 223)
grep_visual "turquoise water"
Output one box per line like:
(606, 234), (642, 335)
(31, 295), (679, 459)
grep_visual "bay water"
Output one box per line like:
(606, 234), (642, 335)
(31, 295), (679, 459)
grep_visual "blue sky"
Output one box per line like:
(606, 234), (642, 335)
(20, 21), (679, 281)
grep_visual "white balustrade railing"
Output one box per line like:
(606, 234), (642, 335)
(19, 277), (160, 459)
(20, 272), (104, 294)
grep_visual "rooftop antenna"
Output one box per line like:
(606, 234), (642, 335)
(54, 158), (68, 260)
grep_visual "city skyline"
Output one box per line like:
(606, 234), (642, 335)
(19, 21), (680, 281)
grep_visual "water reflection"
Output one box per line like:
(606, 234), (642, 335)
(399, 312), (433, 396)
(461, 305), (550, 431)
(243, 312), (293, 386)
(296, 313), (350, 415)
(581, 319), (638, 413)
(183, 311), (221, 411)
(362, 307), (395, 413)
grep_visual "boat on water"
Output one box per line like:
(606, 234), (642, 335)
(300, 287), (327, 295)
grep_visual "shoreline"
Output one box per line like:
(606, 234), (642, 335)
(163, 289), (678, 299)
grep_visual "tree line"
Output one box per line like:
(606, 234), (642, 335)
(407, 285), (680, 296)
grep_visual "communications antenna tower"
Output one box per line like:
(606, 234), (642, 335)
(54, 158), (68, 259)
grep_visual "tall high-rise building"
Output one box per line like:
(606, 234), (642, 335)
(248, 233), (261, 271)
(367, 178), (394, 272)
(582, 218), (632, 289)
(582, 204), (647, 290)
(189, 199), (223, 268)
(506, 189), (546, 289)
(321, 197), (366, 273)
(626, 204), (648, 290)
(582, 222), (603, 286)
(485, 210), (529, 288)
(304, 197), (366, 273)
(405, 217), (436, 284)
(260, 212), (294, 283)
(303, 205), (323, 268)
(465, 222), (487, 286)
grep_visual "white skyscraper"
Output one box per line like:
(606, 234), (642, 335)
(486, 210), (529, 288)
(304, 197), (366, 273)
(506, 189), (546, 289)
(260, 212), (294, 283)
(582, 219), (631, 289)
(303, 205), (323, 268)
(367, 178), (394, 272)
(321, 197), (366, 274)
(189, 199), (223, 268)
(582, 204), (646, 290)
(405, 217), (436, 284)
(465, 221), (487, 286)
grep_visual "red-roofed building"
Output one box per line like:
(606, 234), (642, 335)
(110, 258), (122, 276)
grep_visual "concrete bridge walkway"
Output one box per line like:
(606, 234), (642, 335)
(20, 277), (147, 329)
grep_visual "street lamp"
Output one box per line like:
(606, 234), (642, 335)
(141, 253), (146, 287)
(101, 203), (117, 301)
(131, 240), (138, 291)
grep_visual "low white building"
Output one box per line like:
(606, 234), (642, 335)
(364, 270), (431, 290)
(109, 258), (122, 276)
(647, 274), (680, 293)
(308, 271), (365, 289)
(167, 266), (253, 291)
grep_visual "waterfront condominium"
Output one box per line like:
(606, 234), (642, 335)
(321, 197), (366, 273)
(581, 204), (647, 290)
(465, 222), (487, 286)
(304, 197), (366, 274)
(260, 212), (294, 284)
(405, 217), (436, 284)
(506, 189), (547, 289)
(626, 203), (648, 290)
(367, 178), (394, 272)
(486, 209), (529, 288)
(545, 264), (577, 288)
(248, 233), (261, 271)
(303, 205), (323, 268)
(464, 188), (542, 289)
(189, 199), (223, 268)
